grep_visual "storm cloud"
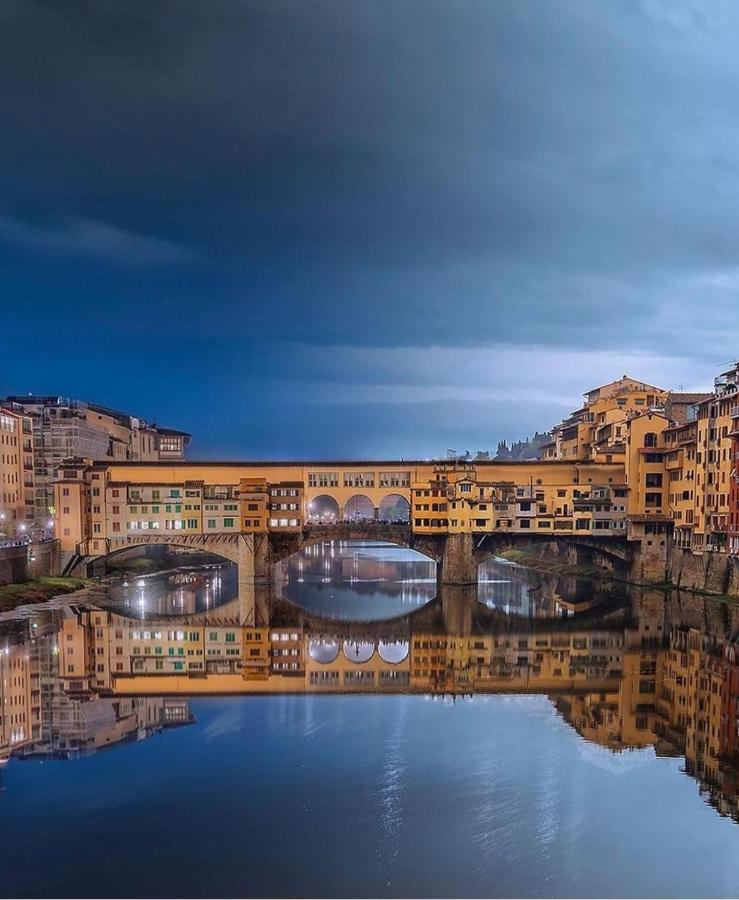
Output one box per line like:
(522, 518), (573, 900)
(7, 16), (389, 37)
(1, 0), (738, 456)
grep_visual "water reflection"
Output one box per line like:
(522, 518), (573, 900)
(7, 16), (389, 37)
(275, 540), (437, 619)
(7, 550), (739, 895)
(1, 576), (737, 785)
(478, 555), (625, 618)
(103, 562), (238, 618)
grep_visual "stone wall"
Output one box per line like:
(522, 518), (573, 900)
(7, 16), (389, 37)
(0, 544), (28, 585)
(439, 532), (477, 584)
(0, 540), (61, 585)
(26, 540), (61, 579)
(669, 547), (739, 596)
(629, 536), (670, 585)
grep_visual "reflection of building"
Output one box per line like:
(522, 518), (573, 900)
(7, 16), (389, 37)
(9, 575), (739, 842)
(409, 627), (626, 695)
(0, 613), (194, 763)
(0, 638), (34, 760)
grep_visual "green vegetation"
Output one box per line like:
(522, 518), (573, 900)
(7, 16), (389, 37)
(0, 577), (93, 611)
(497, 548), (612, 582)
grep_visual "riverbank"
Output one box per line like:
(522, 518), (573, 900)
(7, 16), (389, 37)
(497, 547), (739, 607)
(0, 577), (93, 612)
(497, 548), (614, 582)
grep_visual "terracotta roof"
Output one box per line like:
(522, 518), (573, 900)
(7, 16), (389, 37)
(667, 392), (712, 405)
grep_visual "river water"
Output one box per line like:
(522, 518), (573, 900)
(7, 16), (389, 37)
(2, 541), (739, 898)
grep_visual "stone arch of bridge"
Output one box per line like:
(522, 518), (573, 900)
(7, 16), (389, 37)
(268, 524), (444, 565)
(471, 532), (632, 570)
(90, 534), (244, 575)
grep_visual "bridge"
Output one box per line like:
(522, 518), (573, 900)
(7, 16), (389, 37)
(56, 456), (670, 622)
(83, 522), (641, 626)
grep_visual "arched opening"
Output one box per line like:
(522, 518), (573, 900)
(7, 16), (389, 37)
(91, 544), (238, 618)
(378, 494), (410, 523)
(307, 495), (340, 524)
(343, 639), (375, 663)
(343, 494), (375, 522)
(274, 539), (437, 621)
(476, 538), (629, 619)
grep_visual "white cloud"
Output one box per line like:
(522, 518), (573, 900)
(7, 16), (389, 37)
(0, 213), (193, 265)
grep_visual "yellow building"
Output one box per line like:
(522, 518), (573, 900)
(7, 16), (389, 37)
(0, 406), (34, 534)
(545, 377), (668, 463)
(54, 456), (636, 558)
(692, 367), (739, 551)
(663, 419), (698, 550)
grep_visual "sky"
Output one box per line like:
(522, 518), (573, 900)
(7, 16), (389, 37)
(2, 0), (739, 459)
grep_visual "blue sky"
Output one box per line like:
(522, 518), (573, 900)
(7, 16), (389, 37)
(2, 0), (737, 458)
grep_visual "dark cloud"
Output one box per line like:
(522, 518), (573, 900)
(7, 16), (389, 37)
(1, 0), (737, 454)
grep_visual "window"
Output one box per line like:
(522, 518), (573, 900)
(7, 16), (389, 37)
(343, 472), (375, 488)
(223, 518), (235, 527)
(379, 471), (411, 487)
(308, 472), (338, 488)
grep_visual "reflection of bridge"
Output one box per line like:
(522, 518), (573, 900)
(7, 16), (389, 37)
(88, 523), (639, 625)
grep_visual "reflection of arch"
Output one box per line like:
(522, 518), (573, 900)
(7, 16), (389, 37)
(343, 640), (375, 663)
(343, 495), (375, 522)
(309, 639), (340, 663)
(308, 495), (340, 524)
(378, 494), (410, 523)
(378, 640), (409, 664)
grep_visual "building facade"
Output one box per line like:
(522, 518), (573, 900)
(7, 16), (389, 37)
(0, 406), (34, 535)
(54, 457), (634, 558)
(2, 396), (190, 527)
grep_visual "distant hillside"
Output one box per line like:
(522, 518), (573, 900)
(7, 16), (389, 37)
(492, 432), (551, 461)
(444, 432), (551, 462)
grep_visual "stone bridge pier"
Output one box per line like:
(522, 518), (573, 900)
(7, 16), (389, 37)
(435, 532), (479, 586)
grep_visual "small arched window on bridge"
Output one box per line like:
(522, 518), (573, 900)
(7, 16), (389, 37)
(644, 432), (658, 448)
